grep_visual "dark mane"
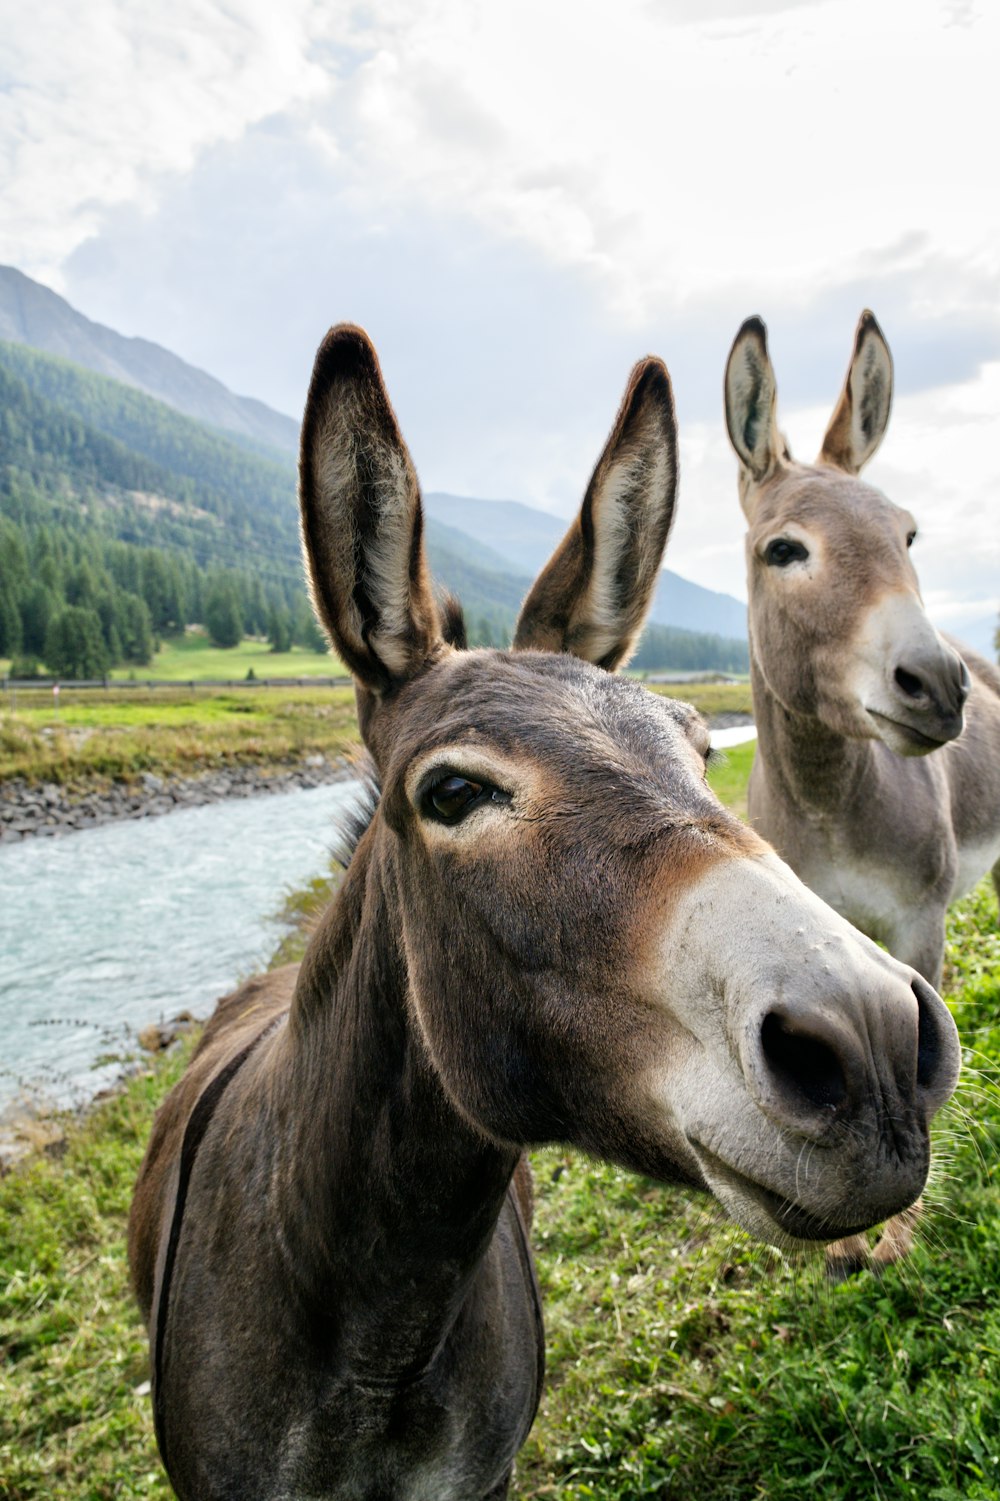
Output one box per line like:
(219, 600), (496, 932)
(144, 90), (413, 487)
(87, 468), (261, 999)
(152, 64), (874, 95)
(331, 753), (381, 868)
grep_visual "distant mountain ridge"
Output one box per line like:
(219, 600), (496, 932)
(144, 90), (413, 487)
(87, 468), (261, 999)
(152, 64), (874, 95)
(0, 266), (299, 456)
(0, 267), (749, 651)
(424, 494), (748, 641)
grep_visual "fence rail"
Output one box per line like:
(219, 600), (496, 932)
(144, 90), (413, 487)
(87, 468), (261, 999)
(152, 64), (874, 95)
(2, 676), (352, 693)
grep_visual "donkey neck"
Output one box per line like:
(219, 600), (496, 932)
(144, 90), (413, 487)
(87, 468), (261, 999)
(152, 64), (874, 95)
(272, 843), (520, 1387)
(750, 652), (871, 814)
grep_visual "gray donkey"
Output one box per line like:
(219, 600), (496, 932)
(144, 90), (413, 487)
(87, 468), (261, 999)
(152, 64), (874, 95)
(725, 311), (998, 1273)
(725, 310), (1000, 991)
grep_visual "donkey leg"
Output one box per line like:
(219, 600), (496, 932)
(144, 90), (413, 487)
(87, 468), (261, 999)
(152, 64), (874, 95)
(871, 1200), (922, 1274)
(483, 1470), (514, 1500)
(825, 1233), (871, 1282)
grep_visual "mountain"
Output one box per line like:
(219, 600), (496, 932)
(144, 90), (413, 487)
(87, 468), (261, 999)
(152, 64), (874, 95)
(424, 493), (748, 640)
(0, 266), (299, 455)
(0, 283), (749, 672)
(0, 339), (302, 590)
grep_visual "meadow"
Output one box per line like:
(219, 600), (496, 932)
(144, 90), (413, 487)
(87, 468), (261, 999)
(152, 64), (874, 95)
(2, 735), (996, 1499)
(0, 677), (752, 788)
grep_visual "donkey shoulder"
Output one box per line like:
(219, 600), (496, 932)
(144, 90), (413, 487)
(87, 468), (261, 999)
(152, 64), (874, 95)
(128, 965), (299, 1316)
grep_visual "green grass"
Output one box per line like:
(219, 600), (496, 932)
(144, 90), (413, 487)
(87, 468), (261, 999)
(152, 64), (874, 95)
(0, 685), (359, 786)
(707, 739), (756, 819)
(0, 669), (752, 791)
(1, 745), (997, 1499)
(647, 680), (754, 722)
(109, 631), (346, 683)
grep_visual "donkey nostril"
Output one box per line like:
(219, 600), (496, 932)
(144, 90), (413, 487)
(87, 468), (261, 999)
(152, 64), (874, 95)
(913, 978), (942, 1090)
(760, 1012), (847, 1112)
(894, 665), (925, 700)
(957, 660), (971, 706)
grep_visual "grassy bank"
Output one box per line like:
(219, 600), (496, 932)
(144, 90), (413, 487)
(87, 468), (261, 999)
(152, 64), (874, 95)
(4, 739), (995, 1500)
(0, 681), (751, 790)
(0, 685), (359, 786)
(108, 631), (346, 683)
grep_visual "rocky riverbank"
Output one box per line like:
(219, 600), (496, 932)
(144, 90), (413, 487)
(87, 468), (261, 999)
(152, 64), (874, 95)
(0, 755), (348, 843)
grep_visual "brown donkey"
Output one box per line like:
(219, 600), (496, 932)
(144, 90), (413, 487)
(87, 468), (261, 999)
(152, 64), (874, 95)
(131, 325), (959, 1500)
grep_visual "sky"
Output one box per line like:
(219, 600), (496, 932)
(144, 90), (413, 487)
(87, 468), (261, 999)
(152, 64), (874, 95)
(2, 0), (998, 643)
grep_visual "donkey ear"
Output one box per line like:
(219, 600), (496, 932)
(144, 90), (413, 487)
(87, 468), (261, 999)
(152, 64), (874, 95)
(298, 325), (444, 694)
(724, 316), (784, 492)
(512, 357), (677, 671)
(818, 310), (893, 475)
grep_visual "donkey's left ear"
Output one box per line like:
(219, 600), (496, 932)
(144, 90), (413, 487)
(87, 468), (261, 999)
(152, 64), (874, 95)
(818, 310), (893, 474)
(298, 324), (444, 697)
(513, 357), (678, 671)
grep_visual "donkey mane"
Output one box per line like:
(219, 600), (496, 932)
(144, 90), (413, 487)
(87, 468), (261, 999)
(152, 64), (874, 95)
(330, 754), (382, 868)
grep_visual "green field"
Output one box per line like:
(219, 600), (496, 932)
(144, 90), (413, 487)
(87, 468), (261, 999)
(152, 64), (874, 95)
(0, 675), (752, 788)
(0, 684), (359, 785)
(109, 631), (347, 682)
(1, 742), (997, 1499)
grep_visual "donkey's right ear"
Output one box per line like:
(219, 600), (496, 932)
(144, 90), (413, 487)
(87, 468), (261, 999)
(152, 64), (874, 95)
(298, 325), (444, 695)
(513, 357), (678, 671)
(724, 316), (785, 498)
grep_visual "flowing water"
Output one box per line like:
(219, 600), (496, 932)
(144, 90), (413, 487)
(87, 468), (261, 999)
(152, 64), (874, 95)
(0, 723), (757, 1114)
(0, 780), (362, 1111)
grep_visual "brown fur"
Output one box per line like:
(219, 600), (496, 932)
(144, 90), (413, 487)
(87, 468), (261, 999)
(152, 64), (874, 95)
(129, 325), (960, 1499)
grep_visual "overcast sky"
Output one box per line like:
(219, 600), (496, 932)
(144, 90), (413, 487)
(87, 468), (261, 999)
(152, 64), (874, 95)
(2, 0), (998, 641)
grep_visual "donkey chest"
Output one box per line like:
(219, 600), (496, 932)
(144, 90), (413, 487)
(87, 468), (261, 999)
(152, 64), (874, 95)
(800, 850), (914, 947)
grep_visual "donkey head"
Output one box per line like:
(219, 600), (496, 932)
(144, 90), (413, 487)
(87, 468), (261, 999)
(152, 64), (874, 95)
(725, 312), (970, 755)
(299, 324), (959, 1248)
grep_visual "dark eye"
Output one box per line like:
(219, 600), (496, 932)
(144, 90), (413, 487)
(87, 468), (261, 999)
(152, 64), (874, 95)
(425, 775), (484, 822)
(764, 538), (809, 567)
(906, 530), (916, 548)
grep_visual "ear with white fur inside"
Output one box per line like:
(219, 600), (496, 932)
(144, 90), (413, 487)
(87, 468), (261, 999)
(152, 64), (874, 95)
(818, 310), (894, 475)
(724, 315), (785, 498)
(513, 356), (678, 671)
(298, 323), (444, 694)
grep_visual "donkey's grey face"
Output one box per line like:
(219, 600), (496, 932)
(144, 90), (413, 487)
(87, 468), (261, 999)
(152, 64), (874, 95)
(744, 464), (968, 752)
(726, 311), (970, 756)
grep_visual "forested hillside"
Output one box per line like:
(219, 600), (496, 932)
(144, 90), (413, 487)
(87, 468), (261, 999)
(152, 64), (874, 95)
(0, 339), (748, 678)
(0, 346), (320, 676)
(0, 264), (300, 453)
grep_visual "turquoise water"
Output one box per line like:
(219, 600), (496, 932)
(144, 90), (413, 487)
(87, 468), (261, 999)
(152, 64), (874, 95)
(0, 781), (361, 1109)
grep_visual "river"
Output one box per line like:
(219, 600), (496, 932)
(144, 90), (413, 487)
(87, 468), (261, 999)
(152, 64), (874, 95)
(0, 779), (362, 1111)
(0, 725), (757, 1113)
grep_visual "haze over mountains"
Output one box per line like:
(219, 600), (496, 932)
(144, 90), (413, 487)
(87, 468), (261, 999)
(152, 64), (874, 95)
(0, 266), (299, 457)
(0, 265), (749, 659)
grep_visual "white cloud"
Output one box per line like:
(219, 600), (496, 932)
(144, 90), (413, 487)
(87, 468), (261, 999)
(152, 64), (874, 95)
(3, 0), (998, 631)
(0, 0), (332, 279)
(325, 0), (1000, 323)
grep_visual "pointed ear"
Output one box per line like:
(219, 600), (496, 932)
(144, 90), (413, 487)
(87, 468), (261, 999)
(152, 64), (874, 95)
(512, 357), (678, 671)
(724, 316), (785, 493)
(298, 325), (445, 695)
(818, 310), (893, 474)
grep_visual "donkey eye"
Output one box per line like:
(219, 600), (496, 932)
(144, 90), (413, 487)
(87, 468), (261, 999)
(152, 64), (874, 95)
(425, 776), (485, 822)
(906, 530), (917, 548)
(764, 538), (809, 567)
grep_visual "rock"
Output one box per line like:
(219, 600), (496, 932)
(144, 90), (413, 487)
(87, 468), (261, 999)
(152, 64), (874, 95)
(138, 1023), (174, 1053)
